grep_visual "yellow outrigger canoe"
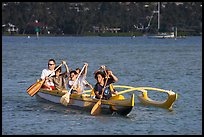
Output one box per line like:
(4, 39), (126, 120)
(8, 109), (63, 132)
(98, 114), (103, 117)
(36, 88), (134, 116)
(35, 84), (177, 116)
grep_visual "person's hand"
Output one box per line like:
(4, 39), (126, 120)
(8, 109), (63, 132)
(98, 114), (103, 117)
(100, 65), (106, 70)
(61, 60), (66, 65)
(89, 84), (93, 89)
(84, 62), (88, 67)
(107, 70), (113, 76)
(114, 91), (118, 95)
(45, 76), (49, 80)
(99, 94), (103, 99)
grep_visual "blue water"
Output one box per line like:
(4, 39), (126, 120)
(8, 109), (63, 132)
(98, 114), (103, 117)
(2, 36), (202, 135)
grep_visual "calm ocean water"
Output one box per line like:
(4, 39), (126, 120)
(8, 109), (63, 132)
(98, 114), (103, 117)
(2, 36), (202, 135)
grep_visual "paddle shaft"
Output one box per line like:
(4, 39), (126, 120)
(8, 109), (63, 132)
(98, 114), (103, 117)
(48, 62), (63, 78)
(68, 64), (86, 94)
(100, 73), (109, 99)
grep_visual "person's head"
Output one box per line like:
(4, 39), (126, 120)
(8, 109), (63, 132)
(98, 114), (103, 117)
(55, 66), (62, 76)
(48, 59), (56, 71)
(70, 70), (78, 80)
(94, 71), (106, 84)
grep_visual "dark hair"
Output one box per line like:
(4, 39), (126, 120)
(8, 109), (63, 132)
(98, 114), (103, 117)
(55, 66), (62, 72)
(48, 59), (56, 64)
(76, 68), (81, 73)
(94, 71), (106, 79)
(70, 70), (78, 76)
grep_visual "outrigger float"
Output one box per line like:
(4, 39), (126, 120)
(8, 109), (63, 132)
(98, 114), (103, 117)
(35, 85), (177, 116)
(112, 85), (177, 110)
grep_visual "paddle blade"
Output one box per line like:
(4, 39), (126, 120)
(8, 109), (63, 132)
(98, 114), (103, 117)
(91, 100), (101, 115)
(60, 93), (70, 106)
(27, 79), (45, 97)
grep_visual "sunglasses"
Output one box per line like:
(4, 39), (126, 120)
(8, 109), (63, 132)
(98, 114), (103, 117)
(48, 64), (55, 66)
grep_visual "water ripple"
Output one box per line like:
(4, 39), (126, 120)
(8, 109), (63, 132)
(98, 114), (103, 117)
(2, 36), (202, 135)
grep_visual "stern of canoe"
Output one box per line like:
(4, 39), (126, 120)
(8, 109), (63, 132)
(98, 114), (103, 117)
(109, 93), (134, 115)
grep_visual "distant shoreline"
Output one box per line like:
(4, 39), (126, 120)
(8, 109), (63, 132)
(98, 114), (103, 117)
(2, 31), (201, 37)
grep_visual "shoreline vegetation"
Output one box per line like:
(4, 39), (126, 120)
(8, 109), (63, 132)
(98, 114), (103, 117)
(2, 2), (201, 38)
(2, 31), (201, 37)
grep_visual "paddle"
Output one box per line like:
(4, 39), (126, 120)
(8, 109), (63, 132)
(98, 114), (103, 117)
(27, 62), (63, 97)
(91, 68), (109, 115)
(60, 64), (86, 106)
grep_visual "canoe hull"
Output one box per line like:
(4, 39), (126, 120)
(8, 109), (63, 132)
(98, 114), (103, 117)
(36, 89), (134, 116)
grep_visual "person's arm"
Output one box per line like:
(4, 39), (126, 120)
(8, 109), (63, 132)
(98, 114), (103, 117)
(40, 69), (47, 80)
(107, 70), (118, 82)
(60, 61), (69, 78)
(62, 60), (69, 73)
(95, 91), (101, 99)
(40, 69), (52, 90)
(48, 77), (55, 89)
(94, 84), (101, 99)
(88, 83), (93, 89)
(42, 78), (52, 90)
(82, 63), (88, 77)
(84, 80), (93, 89)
